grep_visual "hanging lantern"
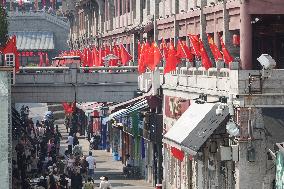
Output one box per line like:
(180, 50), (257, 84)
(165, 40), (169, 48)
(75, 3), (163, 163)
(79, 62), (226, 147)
(233, 34), (240, 46)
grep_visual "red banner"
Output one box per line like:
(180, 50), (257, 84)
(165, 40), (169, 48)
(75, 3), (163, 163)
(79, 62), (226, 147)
(164, 96), (190, 119)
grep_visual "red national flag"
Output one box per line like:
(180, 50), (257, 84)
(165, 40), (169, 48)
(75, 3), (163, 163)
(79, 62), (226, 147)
(98, 48), (104, 66)
(164, 42), (179, 74)
(87, 48), (92, 67)
(39, 53), (44, 67)
(110, 45), (120, 66)
(160, 38), (168, 59)
(82, 48), (88, 67)
(92, 47), (100, 66)
(104, 45), (111, 57)
(188, 34), (201, 57)
(148, 42), (162, 71)
(62, 102), (76, 114)
(3, 36), (20, 72)
(120, 44), (132, 66)
(176, 40), (194, 61)
(199, 40), (213, 70)
(220, 36), (234, 65)
(45, 53), (49, 66)
(143, 42), (151, 68)
(207, 34), (223, 61)
(138, 42), (146, 74)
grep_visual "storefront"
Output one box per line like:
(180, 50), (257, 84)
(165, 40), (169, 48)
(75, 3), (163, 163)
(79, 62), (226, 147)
(107, 93), (163, 186)
(163, 99), (232, 189)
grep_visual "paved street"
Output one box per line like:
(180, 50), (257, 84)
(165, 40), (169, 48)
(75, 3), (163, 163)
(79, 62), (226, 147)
(58, 123), (154, 189)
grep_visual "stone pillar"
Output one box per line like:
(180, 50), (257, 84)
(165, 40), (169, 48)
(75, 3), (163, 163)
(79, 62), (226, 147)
(240, 1), (252, 70)
(153, 0), (159, 42)
(162, 0), (165, 18)
(108, 0), (115, 31)
(0, 70), (12, 189)
(173, 0), (179, 46)
(136, 0), (143, 24)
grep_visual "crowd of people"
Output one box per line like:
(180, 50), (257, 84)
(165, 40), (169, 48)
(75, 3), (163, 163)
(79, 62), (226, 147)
(12, 105), (112, 189)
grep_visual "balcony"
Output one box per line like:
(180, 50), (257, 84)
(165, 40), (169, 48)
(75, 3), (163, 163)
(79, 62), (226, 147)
(138, 67), (284, 107)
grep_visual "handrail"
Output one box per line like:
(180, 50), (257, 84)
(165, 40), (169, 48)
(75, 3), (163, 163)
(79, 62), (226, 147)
(19, 67), (69, 71)
(80, 66), (138, 71)
(8, 11), (70, 29)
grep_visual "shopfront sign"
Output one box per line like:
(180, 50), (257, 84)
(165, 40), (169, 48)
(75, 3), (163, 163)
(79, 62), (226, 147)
(165, 96), (190, 119)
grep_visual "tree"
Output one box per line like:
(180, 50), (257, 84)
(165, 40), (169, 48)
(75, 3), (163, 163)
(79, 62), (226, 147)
(0, 5), (9, 47)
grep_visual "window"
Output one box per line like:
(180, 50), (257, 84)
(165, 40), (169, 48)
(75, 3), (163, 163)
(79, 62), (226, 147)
(5, 54), (15, 67)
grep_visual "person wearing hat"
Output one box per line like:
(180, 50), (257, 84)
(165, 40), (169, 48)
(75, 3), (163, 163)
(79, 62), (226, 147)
(99, 176), (112, 189)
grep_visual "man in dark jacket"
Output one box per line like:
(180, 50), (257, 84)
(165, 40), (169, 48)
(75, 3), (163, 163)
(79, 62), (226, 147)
(71, 170), (83, 189)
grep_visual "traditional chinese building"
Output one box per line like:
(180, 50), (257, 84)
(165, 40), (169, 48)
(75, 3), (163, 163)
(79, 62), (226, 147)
(64, 0), (284, 189)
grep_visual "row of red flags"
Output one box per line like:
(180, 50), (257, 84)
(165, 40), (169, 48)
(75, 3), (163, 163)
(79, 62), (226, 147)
(60, 44), (132, 67)
(138, 34), (234, 74)
(60, 33), (233, 74)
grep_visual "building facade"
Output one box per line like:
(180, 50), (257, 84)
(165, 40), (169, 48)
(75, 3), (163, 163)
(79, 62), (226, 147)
(64, 0), (284, 189)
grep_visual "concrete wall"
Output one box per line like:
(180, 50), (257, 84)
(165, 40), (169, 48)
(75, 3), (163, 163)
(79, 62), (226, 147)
(8, 11), (69, 58)
(0, 71), (12, 189)
(12, 71), (138, 103)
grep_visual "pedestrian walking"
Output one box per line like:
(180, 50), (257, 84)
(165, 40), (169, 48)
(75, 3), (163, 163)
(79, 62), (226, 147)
(66, 133), (74, 154)
(71, 169), (83, 189)
(86, 151), (96, 179)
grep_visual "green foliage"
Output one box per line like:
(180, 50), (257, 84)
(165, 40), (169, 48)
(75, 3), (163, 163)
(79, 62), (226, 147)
(0, 5), (9, 47)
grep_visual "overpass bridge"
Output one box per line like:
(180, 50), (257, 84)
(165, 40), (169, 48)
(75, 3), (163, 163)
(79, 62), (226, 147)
(12, 65), (139, 103)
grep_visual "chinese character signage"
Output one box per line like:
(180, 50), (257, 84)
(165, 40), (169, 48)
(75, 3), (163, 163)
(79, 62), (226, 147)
(164, 96), (190, 119)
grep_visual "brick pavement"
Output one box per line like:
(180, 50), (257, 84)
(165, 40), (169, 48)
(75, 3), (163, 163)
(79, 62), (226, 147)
(58, 124), (154, 189)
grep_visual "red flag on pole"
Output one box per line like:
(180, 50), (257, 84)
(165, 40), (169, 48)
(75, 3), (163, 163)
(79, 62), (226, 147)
(219, 35), (234, 65)
(199, 39), (213, 70)
(176, 40), (193, 61)
(164, 42), (179, 74)
(98, 48), (105, 66)
(92, 47), (100, 66)
(188, 34), (201, 57)
(148, 42), (162, 71)
(87, 48), (93, 67)
(143, 42), (151, 68)
(45, 53), (49, 66)
(39, 53), (44, 67)
(110, 45), (120, 66)
(138, 42), (147, 74)
(160, 38), (168, 59)
(120, 44), (132, 66)
(62, 102), (76, 114)
(207, 34), (223, 61)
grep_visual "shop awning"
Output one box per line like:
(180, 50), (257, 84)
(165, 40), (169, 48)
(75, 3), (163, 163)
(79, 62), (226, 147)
(163, 103), (229, 155)
(111, 99), (149, 119)
(108, 91), (152, 113)
(9, 31), (54, 50)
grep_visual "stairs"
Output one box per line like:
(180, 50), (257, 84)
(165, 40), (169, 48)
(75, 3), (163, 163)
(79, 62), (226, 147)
(47, 103), (66, 124)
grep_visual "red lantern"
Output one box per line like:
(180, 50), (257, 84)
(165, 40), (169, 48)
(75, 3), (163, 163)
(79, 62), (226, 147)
(233, 34), (240, 46)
